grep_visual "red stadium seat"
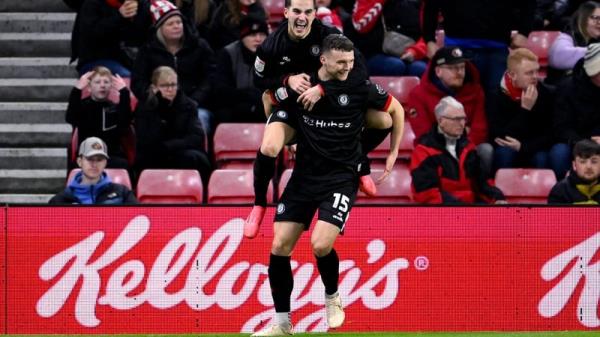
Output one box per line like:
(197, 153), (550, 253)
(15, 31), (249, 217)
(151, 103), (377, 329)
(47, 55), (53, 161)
(494, 168), (556, 204)
(213, 123), (264, 169)
(369, 122), (415, 168)
(136, 169), (203, 204)
(277, 168), (293, 198)
(67, 168), (132, 189)
(370, 76), (420, 104)
(356, 166), (413, 204)
(208, 168), (273, 204)
(263, 0), (285, 27)
(526, 31), (560, 78)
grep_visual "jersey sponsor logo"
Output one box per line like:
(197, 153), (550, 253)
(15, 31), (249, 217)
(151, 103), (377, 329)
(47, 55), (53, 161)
(375, 84), (387, 95)
(279, 56), (291, 65)
(310, 45), (320, 56)
(276, 203), (286, 214)
(275, 87), (288, 102)
(254, 56), (265, 73)
(302, 115), (351, 128)
(276, 110), (288, 119)
(338, 94), (349, 106)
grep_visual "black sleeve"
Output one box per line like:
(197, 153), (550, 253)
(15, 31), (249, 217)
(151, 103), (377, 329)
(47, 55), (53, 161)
(65, 87), (83, 127)
(117, 88), (133, 131)
(213, 48), (237, 94)
(553, 83), (581, 145)
(421, 0), (441, 43)
(163, 98), (205, 152)
(79, 0), (128, 40)
(547, 182), (569, 204)
(189, 38), (216, 106)
(253, 42), (287, 91)
(131, 46), (151, 102)
(367, 83), (392, 111)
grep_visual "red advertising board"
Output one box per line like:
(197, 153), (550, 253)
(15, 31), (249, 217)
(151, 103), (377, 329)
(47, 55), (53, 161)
(4, 206), (600, 333)
(0, 206), (5, 334)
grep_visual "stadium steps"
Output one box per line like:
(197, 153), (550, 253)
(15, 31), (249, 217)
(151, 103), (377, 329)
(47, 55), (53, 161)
(0, 2), (75, 203)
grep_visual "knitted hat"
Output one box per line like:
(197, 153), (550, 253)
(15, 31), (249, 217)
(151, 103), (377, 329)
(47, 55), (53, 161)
(79, 137), (109, 159)
(584, 43), (600, 77)
(239, 14), (269, 39)
(150, 0), (182, 28)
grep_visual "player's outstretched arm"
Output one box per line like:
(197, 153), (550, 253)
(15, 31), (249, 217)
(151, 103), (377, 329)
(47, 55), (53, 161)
(378, 96), (405, 183)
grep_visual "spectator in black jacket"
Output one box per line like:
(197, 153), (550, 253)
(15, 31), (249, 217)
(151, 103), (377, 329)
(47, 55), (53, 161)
(207, 0), (268, 51)
(50, 137), (137, 205)
(486, 48), (563, 178)
(553, 43), (600, 178)
(135, 66), (211, 183)
(213, 14), (268, 123)
(73, 0), (152, 76)
(66, 66), (132, 169)
(132, 0), (216, 134)
(548, 139), (600, 204)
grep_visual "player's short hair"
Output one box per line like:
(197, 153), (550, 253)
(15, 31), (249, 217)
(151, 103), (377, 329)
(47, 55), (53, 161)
(434, 96), (464, 119)
(507, 48), (538, 71)
(285, 0), (317, 9)
(322, 34), (354, 54)
(573, 139), (600, 159)
(90, 66), (112, 79)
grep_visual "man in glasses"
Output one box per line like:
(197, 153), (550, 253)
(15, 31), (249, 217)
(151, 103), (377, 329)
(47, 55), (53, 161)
(406, 46), (492, 177)
(409, 96), (505, 204)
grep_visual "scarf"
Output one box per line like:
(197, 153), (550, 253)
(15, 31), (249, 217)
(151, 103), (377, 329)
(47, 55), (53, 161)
(500, 72), (522, 101)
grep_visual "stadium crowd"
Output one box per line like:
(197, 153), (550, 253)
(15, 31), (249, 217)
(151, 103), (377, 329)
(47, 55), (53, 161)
(55, 0), (600, 205)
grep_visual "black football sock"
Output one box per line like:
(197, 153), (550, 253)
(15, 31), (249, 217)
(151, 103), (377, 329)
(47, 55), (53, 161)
(253, 150), (277, 206)
(316, 249), (339, 296)
(269, 254), (293, 312)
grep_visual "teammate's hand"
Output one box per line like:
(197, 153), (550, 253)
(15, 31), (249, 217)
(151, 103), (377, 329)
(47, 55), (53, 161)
(111, 74), (127, 91)
(376, 151), (398, 184)
(288, 73), (311, 94)
(76, 71), (94, 89)
(297, 85), (322, 111)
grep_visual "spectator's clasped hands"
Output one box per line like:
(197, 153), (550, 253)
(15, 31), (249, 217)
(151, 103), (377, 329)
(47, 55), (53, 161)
(119, 0), (139, 19)
(495, 136), (521, 151)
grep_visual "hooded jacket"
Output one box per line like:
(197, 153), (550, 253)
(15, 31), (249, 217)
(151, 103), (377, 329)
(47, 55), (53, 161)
(548, 170), (600, 204)
(406, 61), (488, 145)
(49, 171), (137, 204)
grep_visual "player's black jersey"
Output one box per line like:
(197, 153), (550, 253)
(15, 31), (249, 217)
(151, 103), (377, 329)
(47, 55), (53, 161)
(254, 19), (368, 91)
(288, 77), (392, 178)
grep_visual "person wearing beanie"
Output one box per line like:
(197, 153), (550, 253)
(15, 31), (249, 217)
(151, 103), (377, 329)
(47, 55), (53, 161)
(213, 14), (269, 123)
(73, 0), (152, 76)
(132, 0), (216, 134)
(553, 42), (600, 178)
(207, 0), (268, 51)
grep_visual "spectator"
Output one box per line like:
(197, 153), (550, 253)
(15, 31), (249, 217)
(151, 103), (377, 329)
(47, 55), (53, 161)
(66, 66), (133, 169)
(534, 0), (589, 31)
(213, 14), (269, 123)
(135, 66), (211, 184)
(548, 139), (600, 204)
(553, 43), (600, 178)
(410, 97), (506, 204)
(347, 0), (427, 76)
(132, 0), (216, 134)
(547, 1), (600, 85)
(487, 48), (565, 178)
(422, 0), (536, 95)
(406, 46), (493, 176)
(49, 137), (137, 204)
(174, 0), (216, 39)
(315, 0), (345, 32)
(207, 0), (268, 51)
(73, 0), (152, 76)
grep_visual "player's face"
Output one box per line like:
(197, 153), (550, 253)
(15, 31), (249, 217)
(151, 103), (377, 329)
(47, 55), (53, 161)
(160, 15), (184, 41)
(322, 49), (354, 81)
(435, 62), (466, 90)
(77, 155), (107, 184)
(438, 106), (467, 138)
(89, 75), (111, 101)
(573, 155), (600, 182)
(284, 0), (315, 40)
(509, 59), (539, 89)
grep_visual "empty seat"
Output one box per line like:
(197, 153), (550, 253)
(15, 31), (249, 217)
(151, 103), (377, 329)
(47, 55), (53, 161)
(137, 169), (203, 203)
(368, 122), (415, 168)
(527, 31), (560, 77)
(213, 123), (264, 169)
(208, 168), (273, 204)
(356, 166), (413, 204)
(370, 76), (420, 104)
(67, 168), (132, 189)
(262, 0), (285, 26)
(495, 168), (557, 204)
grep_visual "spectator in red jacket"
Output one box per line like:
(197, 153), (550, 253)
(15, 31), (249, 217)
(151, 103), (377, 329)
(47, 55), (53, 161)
(406, 46), (493, 176)
(410, 96), (506, 204)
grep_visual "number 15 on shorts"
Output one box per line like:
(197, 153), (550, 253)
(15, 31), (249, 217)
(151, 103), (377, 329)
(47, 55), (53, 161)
(332, 192), (350, 223)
